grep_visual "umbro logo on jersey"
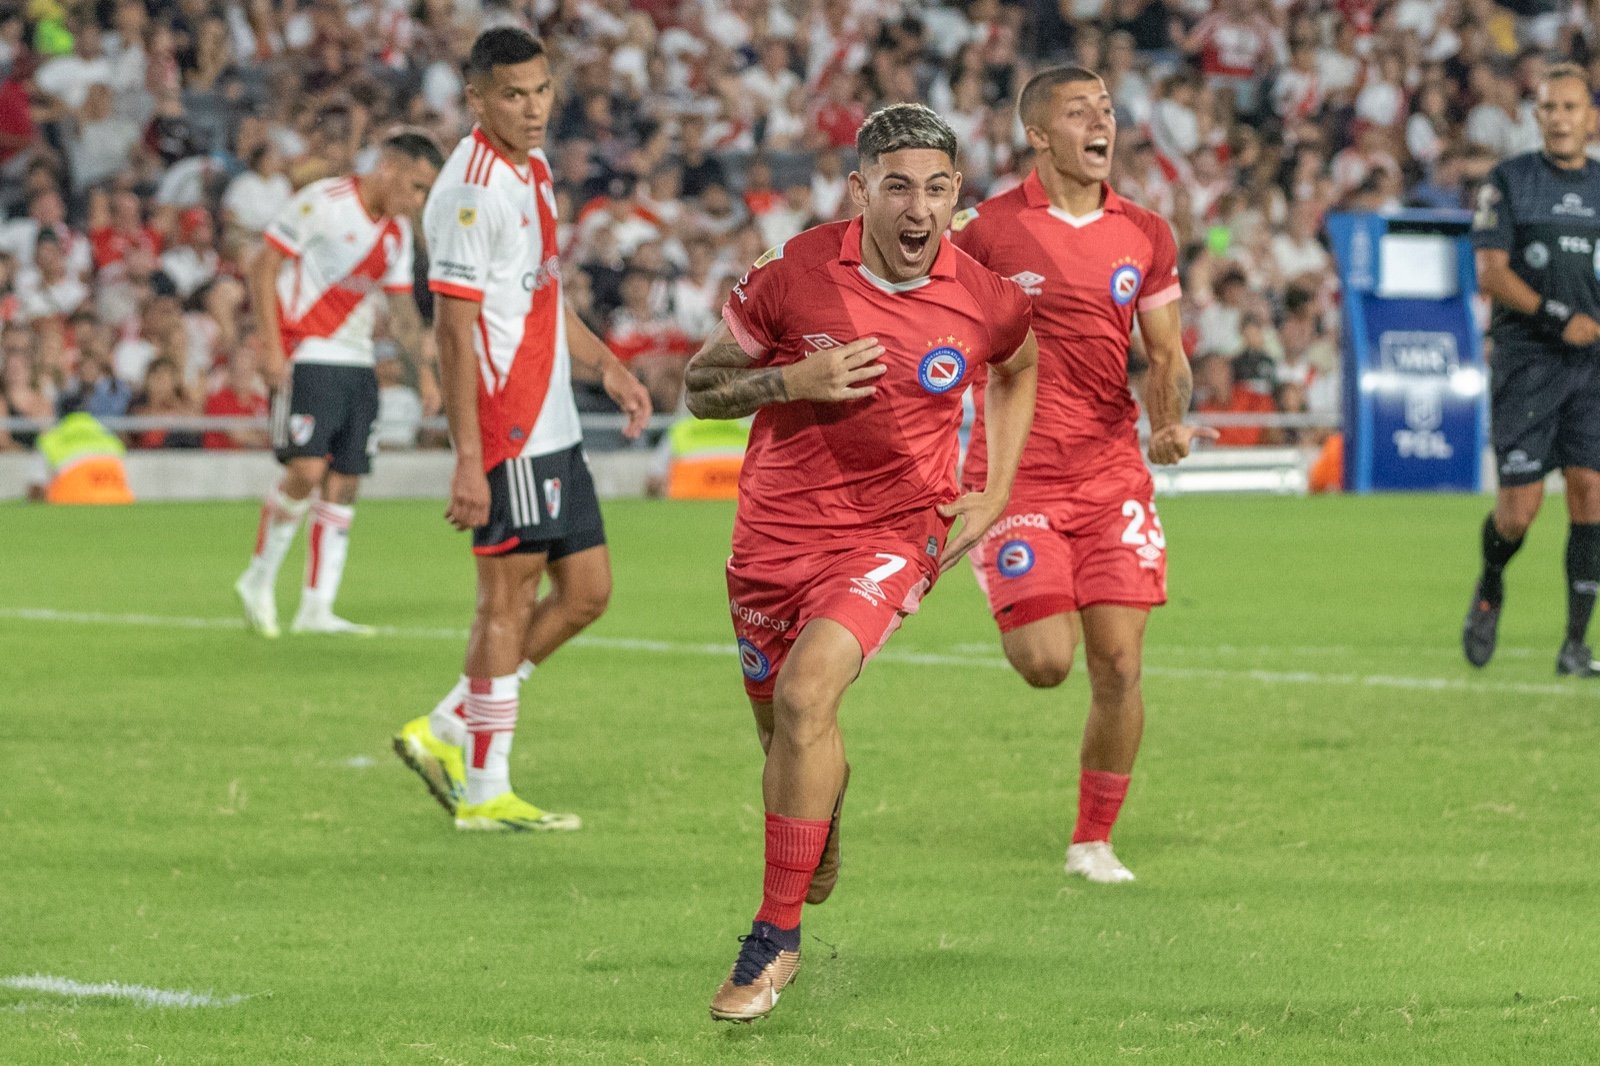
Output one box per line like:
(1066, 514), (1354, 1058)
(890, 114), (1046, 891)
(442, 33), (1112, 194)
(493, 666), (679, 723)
(1008, 271), (1046, 296)
(804, 333), (842, 350)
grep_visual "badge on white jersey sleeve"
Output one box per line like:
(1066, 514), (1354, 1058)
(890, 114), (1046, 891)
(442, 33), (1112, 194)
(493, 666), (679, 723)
(426, 187), (494, 301)
(264, 185), (321, 259)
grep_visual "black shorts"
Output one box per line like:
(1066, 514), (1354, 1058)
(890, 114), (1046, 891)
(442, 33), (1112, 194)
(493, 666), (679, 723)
(271, 362), (379, 476)
(1490, 344), (1600, 486)
(473, 443), (606, 561)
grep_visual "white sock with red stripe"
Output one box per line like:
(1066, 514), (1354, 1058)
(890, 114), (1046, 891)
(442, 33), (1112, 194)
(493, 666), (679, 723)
(465, 674), (520, 805)
(430, 660), (532, 750)
(247, 483), (310, 585)
(302, 501), (355, 616)
(429, 675), (471, 748)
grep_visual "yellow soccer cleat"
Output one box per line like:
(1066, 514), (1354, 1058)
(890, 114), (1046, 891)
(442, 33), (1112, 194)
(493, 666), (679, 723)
(391, 716), (466, 814)
(453, 791), (582, 832)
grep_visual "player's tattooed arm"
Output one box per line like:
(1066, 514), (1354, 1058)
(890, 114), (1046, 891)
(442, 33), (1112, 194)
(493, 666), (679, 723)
(687, 322), (886, 418)
(685, 328), (787, 419)
(386, 292), (441, 414)
(1138, 302), (1218, 464)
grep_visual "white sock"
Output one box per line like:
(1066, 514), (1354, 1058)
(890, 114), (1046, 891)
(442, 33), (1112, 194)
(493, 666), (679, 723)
(302, 501), (354, 616)
(464, 673), (520, 805)
(429, 662), (528, 749)
(429, 675), (469, 748)
(248, 483), (310, 585)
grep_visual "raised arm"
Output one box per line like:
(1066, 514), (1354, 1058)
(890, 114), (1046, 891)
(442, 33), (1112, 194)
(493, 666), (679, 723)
(564, 303), (651, 437)
(683, 321), (885, 420)
(938, 330), (1039, 572)
(435, 294), (488, 530)
(1139, 301), (1219, 463)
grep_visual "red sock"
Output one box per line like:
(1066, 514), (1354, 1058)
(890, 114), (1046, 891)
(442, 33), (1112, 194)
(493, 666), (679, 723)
(753, 812), (831, 930)
(1072, 770), (1131, 844)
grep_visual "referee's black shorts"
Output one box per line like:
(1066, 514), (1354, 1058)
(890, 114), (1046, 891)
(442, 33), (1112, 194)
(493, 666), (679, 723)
(472, 443), (606, 561)
(1490, 342), (1600, 486)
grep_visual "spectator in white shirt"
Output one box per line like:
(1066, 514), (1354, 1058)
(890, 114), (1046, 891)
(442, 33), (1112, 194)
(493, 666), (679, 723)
(1270, 200), (1332, 289)
(65, 83), (143, 194)
(158, 208), (220, 300)
(15, 232), (88, 323)
(34, 19), (114, 112)
(222, 142), (294, 241)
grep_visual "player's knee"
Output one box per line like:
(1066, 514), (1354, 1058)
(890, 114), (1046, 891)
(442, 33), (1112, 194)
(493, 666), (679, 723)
(771, 674), (842, 742)
(560, 580), (610, 629)
(1008, 646), (1073, 688)
(1087, 645), (1142, 698)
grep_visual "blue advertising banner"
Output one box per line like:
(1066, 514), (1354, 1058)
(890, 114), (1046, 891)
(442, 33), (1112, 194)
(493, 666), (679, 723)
(1327, 211), (1487, 492)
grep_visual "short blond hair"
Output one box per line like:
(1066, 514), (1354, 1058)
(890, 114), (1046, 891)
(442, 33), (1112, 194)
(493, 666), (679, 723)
(1542, 61), (1590, 89)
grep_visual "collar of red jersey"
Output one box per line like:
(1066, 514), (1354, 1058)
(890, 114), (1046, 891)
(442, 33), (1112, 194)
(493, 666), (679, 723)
(471, 127), (534, 182)
(838, 216), (957, 279)
(1022, 169), (1124, 215)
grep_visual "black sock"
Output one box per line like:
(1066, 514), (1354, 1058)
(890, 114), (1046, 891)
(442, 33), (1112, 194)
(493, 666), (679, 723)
(1479, 512), (1524, 606)
(1565, 523), (1600, 643)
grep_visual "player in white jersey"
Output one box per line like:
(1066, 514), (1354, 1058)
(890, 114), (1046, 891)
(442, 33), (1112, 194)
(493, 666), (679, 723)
(234, 131), (443, 638)
(390, 27), (652, 831)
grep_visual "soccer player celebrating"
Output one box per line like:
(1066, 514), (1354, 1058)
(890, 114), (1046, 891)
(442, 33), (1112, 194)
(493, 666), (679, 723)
(687, 103), (1038, 1023)
(1465, 63), (1600, 677)
(950, 67), (1216, 884)
(235, 130), (444, 637)
(391, 28), (651, 830)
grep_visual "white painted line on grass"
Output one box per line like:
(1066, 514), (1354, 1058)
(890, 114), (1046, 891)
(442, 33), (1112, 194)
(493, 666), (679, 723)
(0, 974), (246, 1008)
(0, 606), (1582, 699)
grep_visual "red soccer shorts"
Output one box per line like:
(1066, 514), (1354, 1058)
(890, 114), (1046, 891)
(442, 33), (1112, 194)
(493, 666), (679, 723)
(726, 544), (938, 700)
(968, 472), (1167, 633)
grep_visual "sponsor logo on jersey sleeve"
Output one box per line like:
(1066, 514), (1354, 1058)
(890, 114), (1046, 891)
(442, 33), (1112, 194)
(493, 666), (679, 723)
(996, 539), (1035, 577)
(1110, 259), (1143, 306)
(917, 337), (969, 394)
(1525, 241), (1550, 268)
(457, 207), (477, 227)
(951, 207), (979, 231)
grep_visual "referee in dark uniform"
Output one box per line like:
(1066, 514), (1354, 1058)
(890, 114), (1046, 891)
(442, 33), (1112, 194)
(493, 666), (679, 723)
(1465, 62), (1600, 676)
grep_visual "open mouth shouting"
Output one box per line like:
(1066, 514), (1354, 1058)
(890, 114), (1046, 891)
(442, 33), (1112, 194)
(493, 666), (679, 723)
(1085, 137), (1111, 164)
(898, 226), (932, 262)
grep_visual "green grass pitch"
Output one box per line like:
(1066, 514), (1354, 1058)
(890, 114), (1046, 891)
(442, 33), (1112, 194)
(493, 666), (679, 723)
(3, 493), (1598, 1063)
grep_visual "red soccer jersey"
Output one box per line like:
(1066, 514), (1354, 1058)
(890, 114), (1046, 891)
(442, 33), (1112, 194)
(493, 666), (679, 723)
(952, 171), (1181, 494)
(723, 217), (1032, 559)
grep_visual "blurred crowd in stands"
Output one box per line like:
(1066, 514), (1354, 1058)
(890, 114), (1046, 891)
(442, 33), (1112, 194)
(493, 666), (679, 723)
(1, 0), (1598, 452)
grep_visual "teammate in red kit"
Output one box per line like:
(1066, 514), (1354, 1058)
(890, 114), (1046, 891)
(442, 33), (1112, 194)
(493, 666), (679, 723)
(389, 27), (651, 832)
(951, 66), (1216, 884)
(686, 103), (1039, 1023)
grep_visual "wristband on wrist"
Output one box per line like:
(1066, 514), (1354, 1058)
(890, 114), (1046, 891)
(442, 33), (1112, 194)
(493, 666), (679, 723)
(1540, 298), (1574, 336)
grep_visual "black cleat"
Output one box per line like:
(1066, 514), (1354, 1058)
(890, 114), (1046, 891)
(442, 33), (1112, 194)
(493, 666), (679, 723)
(1556, 639), (1600, 677)
(1462, 585), (1501, 668)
